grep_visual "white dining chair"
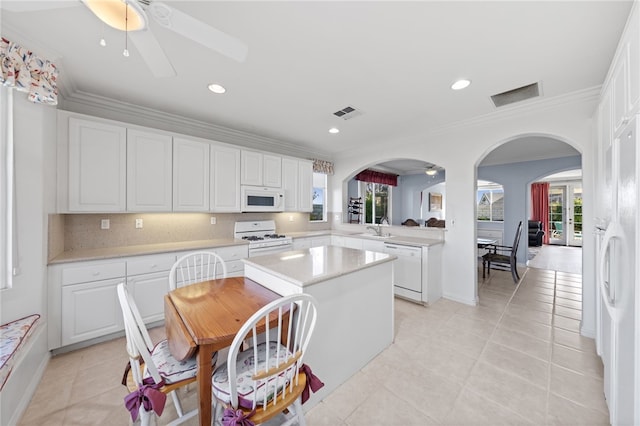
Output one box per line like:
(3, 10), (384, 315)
(169, 251), (228, 290)
(117, 283), (217, 425)
(211, 293), (320, 426)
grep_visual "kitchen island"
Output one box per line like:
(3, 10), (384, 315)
(243, 245), (396, 408)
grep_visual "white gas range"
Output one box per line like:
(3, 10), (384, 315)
(234, 220), (293, 257)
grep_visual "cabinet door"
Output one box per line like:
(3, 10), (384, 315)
(61, 278), (124, 346)
(241, 150), (263, 186)
(311, 236), (331, 247)
(68, 118), (126, 212)
(211, 145), (241, 212)
(298, 160), (313, 212)
(127, 271), (169, 324)
(173, 137), (210, 211)
(263, 154), (282, 187)
(612, 46), (630, 134)
(127, 130), (172, 211)
(282, 158), (299, 211)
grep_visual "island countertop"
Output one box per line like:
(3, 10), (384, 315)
(242, 245), (396, 287)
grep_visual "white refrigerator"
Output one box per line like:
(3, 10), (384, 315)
(597, 115), (638, 425)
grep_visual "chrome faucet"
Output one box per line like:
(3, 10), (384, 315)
(366, 225), (382, 236)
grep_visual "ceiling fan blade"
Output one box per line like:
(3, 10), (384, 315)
(148, 2), (248, 63)
(128, 29), (177, 78)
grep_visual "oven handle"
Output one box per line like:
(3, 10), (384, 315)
(249, 244), (293, 257)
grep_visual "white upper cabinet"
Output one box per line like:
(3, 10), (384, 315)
(612, 10), (639, 135)
(298, 159), (313, 212)
(241, 150), (263, 186)
(282, 157), (313, 212)
(127, 129), (173, 212)
(282, 158), (299, 211)
(68, 117), (126, 212)
(241, 150), (282, 187)
(173, 137), (210, 211)
(263, 154), (282, 187)
(210, 144), (241, 212)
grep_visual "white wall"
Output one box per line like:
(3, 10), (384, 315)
(0, 93), (56, 322)
(333, 92), (596, 311)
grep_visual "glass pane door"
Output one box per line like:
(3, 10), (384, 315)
(549, 187), (566, 245)
(568, 185), (583, 246)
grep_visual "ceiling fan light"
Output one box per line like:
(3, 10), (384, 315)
(83, 0), (148, 32)
(329, 127), (340, 134)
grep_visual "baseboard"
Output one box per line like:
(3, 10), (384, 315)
(580, 324), (596, 339)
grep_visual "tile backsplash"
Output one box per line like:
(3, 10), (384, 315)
(48, 212), (331, 260)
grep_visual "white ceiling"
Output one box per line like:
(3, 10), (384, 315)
(1, 1), (633, 169)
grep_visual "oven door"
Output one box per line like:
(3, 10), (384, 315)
(241, 186), (284, 212)
(249, 244), (293, 257)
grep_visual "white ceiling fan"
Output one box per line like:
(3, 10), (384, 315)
(2, 0), (248, 78)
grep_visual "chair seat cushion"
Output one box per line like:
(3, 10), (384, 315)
(212, 341), (295, 406)
(150, 339), (217, 384)
(482, 253), (510, 263)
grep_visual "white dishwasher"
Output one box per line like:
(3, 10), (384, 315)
(384, 243), (422, 302)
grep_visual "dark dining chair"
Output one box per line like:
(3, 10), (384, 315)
(482, 221), (523, 283)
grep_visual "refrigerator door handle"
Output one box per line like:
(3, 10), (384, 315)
(598, 222), (621, 317)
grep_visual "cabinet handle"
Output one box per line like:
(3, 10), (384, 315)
(622, 116), (630, 126)
(92, 272), (100, 276)
(150, 264), (157, 268)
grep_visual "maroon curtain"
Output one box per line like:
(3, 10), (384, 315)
(354, 169), (398, 186)
(531, 182), (550, 244)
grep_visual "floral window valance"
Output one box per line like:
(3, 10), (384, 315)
(1, 37), (59, 106)
(312, 159), (334, 175)
(355, 169), (398, 186)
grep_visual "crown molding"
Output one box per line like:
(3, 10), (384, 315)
(59, 90), (333, 161)
(430, 85), (601, 135)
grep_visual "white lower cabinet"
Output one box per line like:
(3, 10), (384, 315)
(126, 253), (176, 324)
(61, 277), (124, 346)
(50, 245), (248, 350)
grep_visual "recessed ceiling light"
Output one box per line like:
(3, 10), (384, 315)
(208, 83), (226, 94)
(329, 128), (340, 134)
(451, 79), (471, 90)
(425, 168), (437, 176)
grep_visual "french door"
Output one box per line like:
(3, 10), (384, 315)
(548, 183), (582, 246)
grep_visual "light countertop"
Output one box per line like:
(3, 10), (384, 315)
(242, 245), (396, 287)
(48, 238), (248, 264)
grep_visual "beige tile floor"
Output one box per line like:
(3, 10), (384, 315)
(18, 265), (607, 425)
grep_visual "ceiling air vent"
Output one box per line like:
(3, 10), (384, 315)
(490, 82), (540, 108)
(333, 105), (363, 120)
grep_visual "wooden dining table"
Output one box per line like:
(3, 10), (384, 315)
(164, 276), (286, 426)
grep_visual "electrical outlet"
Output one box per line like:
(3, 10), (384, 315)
(210, 217), (217, 225)
(288, 215), (294, 222)
(135, 218), (143, 229)
(100, 219), (110, 230)
(335, 214), (340, 221)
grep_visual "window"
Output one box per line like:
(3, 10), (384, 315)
(310, 172), (327, 222)
(362, 182), (391, 225)
(477, 181), (504, 222)
(1, 86), (13, 289)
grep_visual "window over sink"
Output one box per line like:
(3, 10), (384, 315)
(310, 172), (327, 222)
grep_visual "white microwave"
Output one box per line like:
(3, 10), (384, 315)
(241, 186), (284, 212)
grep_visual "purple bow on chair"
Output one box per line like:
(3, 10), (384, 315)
(221, 408), (256, 426)
(124, 377), (167, 421)
(300, 363), (324, 404)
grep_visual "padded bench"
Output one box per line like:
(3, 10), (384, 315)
(0, 314), (41, 391)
